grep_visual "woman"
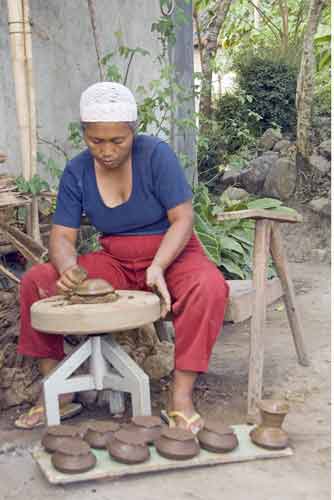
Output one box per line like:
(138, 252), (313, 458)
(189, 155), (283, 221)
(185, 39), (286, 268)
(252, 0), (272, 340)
(15, 82), (229, 432)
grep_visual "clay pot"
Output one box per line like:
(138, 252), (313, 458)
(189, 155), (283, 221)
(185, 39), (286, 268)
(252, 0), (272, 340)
(51, 437), (96, 474)
(75, 279), (114, 296)
(198, 419), (238, 453)
(42, 424), (82, 453)
(155, 428), (200, 460)
(83, 420), (121, 449)
(107, 429), (150, 464)
(250, 399), (289, 450)
(124, 416), (163, 444)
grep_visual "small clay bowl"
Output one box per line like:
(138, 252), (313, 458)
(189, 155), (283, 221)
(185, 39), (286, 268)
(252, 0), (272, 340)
(249, 426), (289, 450)
(107, 429), (150, 464)
(124, 416), (163, 444)
(42, 424), (82, 453)
(155, 428), (200, 460)
(84, 420), (121, 449)
(197, 419), (238, 453)
(51, 437), (96, 474)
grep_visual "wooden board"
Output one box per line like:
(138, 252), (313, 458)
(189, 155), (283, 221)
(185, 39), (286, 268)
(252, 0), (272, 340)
(32, 425), (293, 485)
(225, 277), (283, 323)
(31, 291), (161, 335)
(217, 209), (302, 224)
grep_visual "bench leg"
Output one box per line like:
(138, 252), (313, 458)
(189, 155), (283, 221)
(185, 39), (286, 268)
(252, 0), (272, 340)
(154, 319), (172, 342)
(270, 222), (310, 367)
(247, 220), (272, 423)
(102, 337), (151, 416)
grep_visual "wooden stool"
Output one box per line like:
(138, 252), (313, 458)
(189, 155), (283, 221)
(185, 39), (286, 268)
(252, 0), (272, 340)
(31, 291), (161, 426)
(217, 209), (310, 422)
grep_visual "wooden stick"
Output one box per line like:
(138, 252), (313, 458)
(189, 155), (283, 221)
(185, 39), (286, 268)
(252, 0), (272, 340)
(247, 219), (272, 422)
(270, 222), (310, 366)
(0, 262), (20, 284)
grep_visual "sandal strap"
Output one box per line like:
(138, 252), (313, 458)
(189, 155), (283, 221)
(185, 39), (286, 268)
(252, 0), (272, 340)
(169, 411), (201, 425)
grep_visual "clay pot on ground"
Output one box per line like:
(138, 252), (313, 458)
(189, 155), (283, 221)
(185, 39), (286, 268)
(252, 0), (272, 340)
(42, 424), (82, 453)
(124, 416), (164, 444)
(197, 419), (238, 453)
(83, 420), (121, 449)
(51, 437), (96, 474)
(250, 399), (289, 450)
(155, 428), (200, 460)
(107, 429), (150, 464)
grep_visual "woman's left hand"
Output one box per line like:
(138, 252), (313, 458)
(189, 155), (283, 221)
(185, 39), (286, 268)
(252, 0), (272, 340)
(146, 263), (171, 318)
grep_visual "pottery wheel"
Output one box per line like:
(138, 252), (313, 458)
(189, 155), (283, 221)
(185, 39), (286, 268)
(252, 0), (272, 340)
(31, 291), (161, 335)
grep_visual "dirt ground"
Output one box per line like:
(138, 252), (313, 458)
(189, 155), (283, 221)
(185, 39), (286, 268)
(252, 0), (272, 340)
(0, 261), (330, 500)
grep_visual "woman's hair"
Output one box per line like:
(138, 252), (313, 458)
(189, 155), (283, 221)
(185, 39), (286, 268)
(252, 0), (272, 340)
(81, 121), (138, 133)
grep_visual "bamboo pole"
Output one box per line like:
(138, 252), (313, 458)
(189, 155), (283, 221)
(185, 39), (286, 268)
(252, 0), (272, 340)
(7, 0), (41, 243)
(22, 0), (41, 243)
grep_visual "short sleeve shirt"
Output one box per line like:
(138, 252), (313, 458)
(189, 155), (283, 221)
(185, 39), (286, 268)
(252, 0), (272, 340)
(52, 134), (193, 235)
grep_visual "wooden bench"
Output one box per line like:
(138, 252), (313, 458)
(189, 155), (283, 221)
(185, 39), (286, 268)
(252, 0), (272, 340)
(156, 209), (310, 422)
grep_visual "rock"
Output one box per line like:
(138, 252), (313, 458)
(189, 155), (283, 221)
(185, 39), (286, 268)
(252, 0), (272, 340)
(308, 197), (331, 217)
(261, 151), (279, 160)
(258, 128), (282, 151)
(311, 248), (328, 263)
(263, 158), (297, 200)
(218, 167), (242, 190)
(318, 140), (331, 160)
(143, 341), (174, 380)
(223, 187), (249, 200)
(239, 154), (278, 194)
(309, 154), (330, 175)
(273, 139), (292, 155)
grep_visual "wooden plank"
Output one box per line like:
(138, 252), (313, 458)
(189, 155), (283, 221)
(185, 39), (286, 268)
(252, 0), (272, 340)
(247, 220), (272, 422)
(32, 424), (293, 485)
(216, 209), (302, 224)
(270, 222), (310, 366)
(225, 277), (283, 323)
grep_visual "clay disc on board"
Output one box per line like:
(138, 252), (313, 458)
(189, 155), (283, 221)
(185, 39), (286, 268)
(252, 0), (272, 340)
(31, 290), (161, 335)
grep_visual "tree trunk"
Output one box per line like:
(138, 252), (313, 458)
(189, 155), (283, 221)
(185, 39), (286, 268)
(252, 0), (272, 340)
(198, 0), (232, 122)
(296, 0), (326, 173)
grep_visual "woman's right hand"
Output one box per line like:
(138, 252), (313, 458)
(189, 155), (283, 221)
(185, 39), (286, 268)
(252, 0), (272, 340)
(56, 265), (88, 295)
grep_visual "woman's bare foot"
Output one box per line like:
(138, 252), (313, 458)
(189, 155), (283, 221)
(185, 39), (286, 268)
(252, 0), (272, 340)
(15, 393), (75, 429)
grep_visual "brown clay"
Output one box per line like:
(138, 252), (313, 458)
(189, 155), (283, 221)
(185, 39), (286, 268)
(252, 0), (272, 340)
(155, 428), (200, 461)
(197, 418), (238, 453)
(107, 429), (150, 464)
(75, 279), (115, 296)
(250, 399), (289, 450)
(126, 416), (163, 444)
(83, 420), (121, 449)
(42, 425), (82, 453)
(52, 451), (96, 474)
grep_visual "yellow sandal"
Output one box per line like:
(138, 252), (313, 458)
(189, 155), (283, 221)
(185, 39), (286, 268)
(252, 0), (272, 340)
(14, 402), (82, 429)
(161, 410), (204, 434)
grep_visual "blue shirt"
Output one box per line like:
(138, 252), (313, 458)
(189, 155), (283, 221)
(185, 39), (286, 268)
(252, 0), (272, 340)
(53, 134), (193, 235)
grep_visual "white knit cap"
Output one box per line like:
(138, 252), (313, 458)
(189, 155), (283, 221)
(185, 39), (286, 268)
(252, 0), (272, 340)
(80, 82), (137, 122)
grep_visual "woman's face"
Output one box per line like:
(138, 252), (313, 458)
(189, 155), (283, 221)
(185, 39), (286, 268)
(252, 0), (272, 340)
(84, 122), (134, 169)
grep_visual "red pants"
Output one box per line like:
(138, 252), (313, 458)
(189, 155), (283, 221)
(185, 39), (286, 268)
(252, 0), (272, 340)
(18, 233), (229, 372)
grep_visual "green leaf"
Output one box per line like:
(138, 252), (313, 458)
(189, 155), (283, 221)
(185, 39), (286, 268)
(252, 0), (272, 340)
(220, 235), (245, 255)
(221, 258), (245, 279)
(247, 198), (283, 209)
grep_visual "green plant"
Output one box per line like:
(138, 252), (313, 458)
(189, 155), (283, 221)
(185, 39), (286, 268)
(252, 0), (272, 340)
(235, 53), (298, 133)
(193, 183), (296, 279)
(15, 174), (50, 195)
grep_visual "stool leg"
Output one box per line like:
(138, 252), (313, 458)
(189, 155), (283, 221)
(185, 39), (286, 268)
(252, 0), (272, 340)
(247, 220), (271, 423)
(102, 337), (151, 416)
(43, 340), (92, 426)
(270, 222), (310, 366)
